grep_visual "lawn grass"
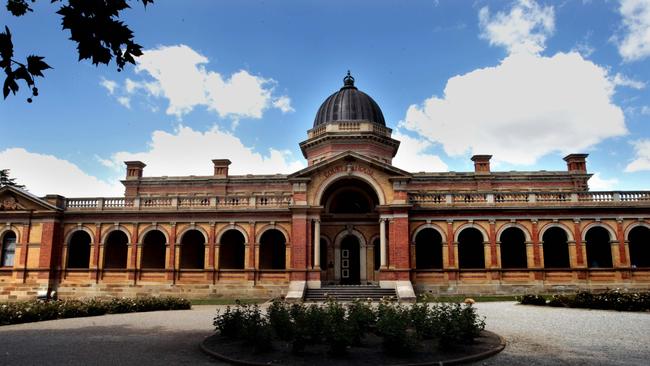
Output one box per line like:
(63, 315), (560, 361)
(190, 298), (269, 305)
(417, 294), (520, 303)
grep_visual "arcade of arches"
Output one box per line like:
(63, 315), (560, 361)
(2, 72), (650, 300)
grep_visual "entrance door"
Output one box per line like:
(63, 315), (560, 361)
(340, 235), (360, 285)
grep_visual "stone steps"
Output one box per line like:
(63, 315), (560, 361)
(304, 286), (396, 302)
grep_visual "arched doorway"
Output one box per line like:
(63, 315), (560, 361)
(585, 226), (613, 268)
(415, 228), (443, 269)
(500, 227), (527, 269)
(629, 226), (650, 268)
(340, 235), (360, 285)
(104, 230), (128, 269)
(542, 227), (570, 268)
(320, 177), (379, 285)
(458, 228), (485, 269)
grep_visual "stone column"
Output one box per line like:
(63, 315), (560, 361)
(313, 219), (321, 269)
(616, 219), (627, 266)
(379, 218), (387, 268)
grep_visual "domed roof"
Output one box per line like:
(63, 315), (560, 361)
(313, 72), (386, 127)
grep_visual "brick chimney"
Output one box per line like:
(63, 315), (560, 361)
(212, 159), (231, 178)
(563, 154), (588, 173)
(124, 161), (146, 180)
(471, 155), (492, 174)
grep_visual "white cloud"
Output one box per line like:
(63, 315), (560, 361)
(116, 96), (131, 109)
(615, 0), (650, 62)
(392, 130), (448, 172)
(641, 106), (650, 115)
(479, 0), (555, 55)
(625, 139), (650, 172)
(612, 72), (646, 89)
(107, 125), (305, 176)
(400, 51), (627, 165)
(588, 172), (619, 190)
(0, 148), (123, 197)
(123, 44), (292, 119)
(99, 78), (117, 94)
(272, 96), (295, 113)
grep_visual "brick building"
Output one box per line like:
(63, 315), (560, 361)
(2, 73), (650, 301)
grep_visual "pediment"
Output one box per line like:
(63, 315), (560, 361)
(0, 186), (59, 212)
(288, 151), (412, 180)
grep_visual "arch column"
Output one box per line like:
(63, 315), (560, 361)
(488, 220), (498, 268)
(531, 220), (541, 268)
(167, 223), (176, 282)
(313, 219), (321, 270)
(616, 219), (628, 266)
(573, 219), (585, 267)
(379, 218), (387, 269)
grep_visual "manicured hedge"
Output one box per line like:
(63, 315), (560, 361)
(213, 298), (486, 356)
(517, 289), (650, 311)
(0, 296), (191, 326)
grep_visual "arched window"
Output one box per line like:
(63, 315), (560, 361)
(458, 228), (485, 269)
(67, 230), (91, 269)
(629, 226), (650, 268)
(141, 230), (166, 269)
(585, 227), (613, 268)
(543, 227), (570, 268)
(104, 230), (128, 269)
(259, 229), (286, 269)
(180, 230), (205, 269)
(415, 228), (443, 269)
(219, 230), (245, 269)
(500, 227), (527, 269)
(1, 231), (17, 267)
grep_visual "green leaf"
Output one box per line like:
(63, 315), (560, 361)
(26, 55), (52, 77)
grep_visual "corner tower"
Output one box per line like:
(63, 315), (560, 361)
(299, 72), (400, 165)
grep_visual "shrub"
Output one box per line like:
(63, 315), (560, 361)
(376, 301), (418, 356)
(214, 303), (246, 339)
(0, 296), (190, 326)
(547, 294), (571, 307)
(323, 299), (353, 355)
(517, 294), (547, 306)
(347, 299), (375, 345)
(268, 298), (293, 341)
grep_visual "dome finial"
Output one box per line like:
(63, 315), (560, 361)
(343, 70), (355, 87)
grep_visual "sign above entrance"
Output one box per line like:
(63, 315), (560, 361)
(322, 163), (375, 179)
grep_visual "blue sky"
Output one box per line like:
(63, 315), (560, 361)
(1, 0), (650, 197)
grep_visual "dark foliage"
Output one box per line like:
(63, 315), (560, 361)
(2, 0), (153, 101)
(0, 169), (25, 189)
(517, 294), (547, 306)
(0, 296), (191, 325)
(518, 290), (650, 311)
(214, 298), (486, 358)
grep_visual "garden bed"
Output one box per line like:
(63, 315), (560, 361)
(0, 296), (191, 326)
(203, 299), (505, 365)
(202, 329), (504, 366)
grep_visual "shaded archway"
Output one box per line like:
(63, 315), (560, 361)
(67, 230), (91, 268)
(415, 228), (443, 269)
(319, 237), (328, 269)
(141, 230), (166, 269)
(543, 227), (570, 268)
(629, 226), (650, 267)
(373, 237), (380, 271)
(180, 230), (205, 269)
(219, 229), (245, 269)
(323, 178), (379, 214)
(1, 230), (17, 267)
(585, 226), (613, 268)
(259, 229), (286, 269)
(104, 230), (128, 269)
(500, 227), (527, 268)
(458, 228), (485, 269)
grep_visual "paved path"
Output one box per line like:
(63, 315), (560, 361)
(1, 302), (649, 365)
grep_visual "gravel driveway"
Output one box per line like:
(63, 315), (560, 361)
(0, 302), (648, 365)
